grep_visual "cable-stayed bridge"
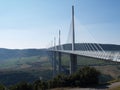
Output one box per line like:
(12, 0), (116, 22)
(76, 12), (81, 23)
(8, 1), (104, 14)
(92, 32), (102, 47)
(47, 6), (120, 76)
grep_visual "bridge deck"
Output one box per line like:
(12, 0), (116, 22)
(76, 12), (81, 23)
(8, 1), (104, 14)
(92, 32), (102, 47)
(49, 49), (120, 63)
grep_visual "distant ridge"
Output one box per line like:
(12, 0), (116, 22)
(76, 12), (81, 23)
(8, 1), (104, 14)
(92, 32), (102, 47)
(0, 48), (47, 60)
(0, 43), (120, 60)
(56, 43), (120, 51)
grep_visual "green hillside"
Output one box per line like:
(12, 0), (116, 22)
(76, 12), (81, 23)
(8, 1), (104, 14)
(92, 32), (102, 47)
(0, 44), (120, 86)
(0, 56), (50, 69)
(0, 55), (52, 86)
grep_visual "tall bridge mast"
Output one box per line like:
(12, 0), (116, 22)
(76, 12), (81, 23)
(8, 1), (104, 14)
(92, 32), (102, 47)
(59, 30), (61, 50)
(70, 5), (77, 74)
(72, 5), (75, 51)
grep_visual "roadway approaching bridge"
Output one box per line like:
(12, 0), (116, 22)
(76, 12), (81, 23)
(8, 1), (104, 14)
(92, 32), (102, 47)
(48, 6), (120, 76)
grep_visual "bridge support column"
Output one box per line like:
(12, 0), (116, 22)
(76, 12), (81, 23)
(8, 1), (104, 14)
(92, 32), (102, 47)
(70, 54), (77, 74)
(53, 51), (57, 77)
(58, 52), (62, 73)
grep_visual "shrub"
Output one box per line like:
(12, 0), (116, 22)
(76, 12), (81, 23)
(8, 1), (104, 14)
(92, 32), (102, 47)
(48, 66), (101, 88)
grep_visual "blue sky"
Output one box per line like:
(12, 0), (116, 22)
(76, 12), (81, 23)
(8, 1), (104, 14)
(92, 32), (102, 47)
(0, 0), (120, 49)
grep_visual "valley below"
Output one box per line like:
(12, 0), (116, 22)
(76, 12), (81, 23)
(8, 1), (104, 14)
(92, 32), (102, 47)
(0, 44), (120, 87)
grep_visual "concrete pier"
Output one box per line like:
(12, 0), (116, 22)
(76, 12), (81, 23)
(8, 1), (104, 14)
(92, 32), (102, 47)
(53, 51), (57, 77)
(58, 52), (62, 73)
(70, 54), (77, 74)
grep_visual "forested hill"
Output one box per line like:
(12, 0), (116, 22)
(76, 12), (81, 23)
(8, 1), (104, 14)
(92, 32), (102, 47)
(59, 43), (120, 51)
(0, 48), (47, 60)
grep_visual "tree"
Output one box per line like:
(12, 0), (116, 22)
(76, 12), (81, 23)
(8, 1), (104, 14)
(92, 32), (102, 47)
(33, 80), (48, 90)
(0, 84), (5, 90)
(75, 66), (100, 87)
(9, 82), (32, 90)
(47, 66), (100, 88)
